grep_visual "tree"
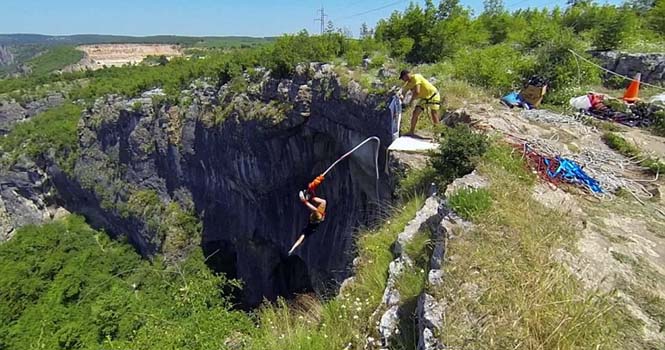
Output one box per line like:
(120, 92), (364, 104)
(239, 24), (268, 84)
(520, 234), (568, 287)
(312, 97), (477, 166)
(437, 0), (462, 19)
(567, 0), (594, 6)
(483, 0), (505, 16)
(627, 0), (656, 13)
(592, 5), (638, 50)
(325, 20), (335, 34)
(360, 22), (373, 39)
(650, 0), (665, 34)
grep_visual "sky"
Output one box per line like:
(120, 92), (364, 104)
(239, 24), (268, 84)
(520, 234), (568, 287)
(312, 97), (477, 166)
(0, 0), (624, 38)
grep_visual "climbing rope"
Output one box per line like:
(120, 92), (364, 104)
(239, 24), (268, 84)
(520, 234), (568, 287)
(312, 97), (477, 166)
(320, 136), (381, 200)
(568, 49), (665, 92)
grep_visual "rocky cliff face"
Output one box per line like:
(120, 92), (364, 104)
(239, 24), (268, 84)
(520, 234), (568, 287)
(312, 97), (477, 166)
(2, 64), (394, 306)
(0, 45), (14, 66)
(591, 51), (665, 84)
(0, 94), (66, 135)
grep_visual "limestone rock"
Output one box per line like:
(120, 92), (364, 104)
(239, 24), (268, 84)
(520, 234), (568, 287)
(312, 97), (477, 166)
(428, 269), (444, 288)
(417, 293), (445, 350)
(394, 197), (440, 256)
(379, 305), (400, 346)
(444, 170), (489, 198)
(0, 64), (396, 307)
(591, 51), (665, 84)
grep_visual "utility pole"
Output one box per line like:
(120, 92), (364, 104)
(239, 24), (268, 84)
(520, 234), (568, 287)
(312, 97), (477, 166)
(314, 6), (327, 35)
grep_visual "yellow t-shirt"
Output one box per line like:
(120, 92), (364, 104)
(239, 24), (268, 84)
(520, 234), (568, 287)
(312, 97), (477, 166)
(403, 74), (438, 99)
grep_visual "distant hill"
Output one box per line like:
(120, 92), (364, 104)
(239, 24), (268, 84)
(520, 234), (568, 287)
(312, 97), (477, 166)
(0, 34), (275, 78)
(0, 34), (275, 47)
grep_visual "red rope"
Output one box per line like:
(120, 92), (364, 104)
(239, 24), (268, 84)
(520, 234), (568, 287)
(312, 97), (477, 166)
(509, 141), (563, 186)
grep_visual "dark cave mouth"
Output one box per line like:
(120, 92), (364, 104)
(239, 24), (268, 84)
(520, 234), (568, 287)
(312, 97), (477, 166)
(202, 239), (315, 308)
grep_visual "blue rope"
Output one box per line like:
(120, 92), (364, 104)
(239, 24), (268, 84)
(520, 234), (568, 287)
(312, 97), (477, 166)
(544, 157), (603, 194)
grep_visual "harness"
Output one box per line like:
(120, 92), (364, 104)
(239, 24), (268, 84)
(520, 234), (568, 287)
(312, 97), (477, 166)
(421, 91), (441, 106)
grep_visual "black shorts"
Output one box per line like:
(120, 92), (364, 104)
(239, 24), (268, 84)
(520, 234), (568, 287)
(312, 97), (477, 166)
(303, 221), (321, 238)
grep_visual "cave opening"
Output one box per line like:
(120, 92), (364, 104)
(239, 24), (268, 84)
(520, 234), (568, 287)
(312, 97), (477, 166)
(202, 239), (244, 305)
(272, 255), (315, 299)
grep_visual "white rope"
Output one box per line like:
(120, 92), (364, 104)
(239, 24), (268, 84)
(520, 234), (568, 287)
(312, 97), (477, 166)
(567, 49), (665, 92)
(321, 136), (381, 200)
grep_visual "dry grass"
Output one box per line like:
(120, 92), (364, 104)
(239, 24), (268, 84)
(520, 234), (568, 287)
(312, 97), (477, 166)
(436, 143), (645, 349)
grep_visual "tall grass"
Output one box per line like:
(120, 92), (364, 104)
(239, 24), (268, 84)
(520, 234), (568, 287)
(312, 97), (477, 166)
(248, 196), (424, 350)
(437, 143), (645, 349)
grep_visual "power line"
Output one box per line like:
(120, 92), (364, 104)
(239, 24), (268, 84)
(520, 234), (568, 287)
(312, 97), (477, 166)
(337, 0), (410, 21)
(314, 6), (328, 34)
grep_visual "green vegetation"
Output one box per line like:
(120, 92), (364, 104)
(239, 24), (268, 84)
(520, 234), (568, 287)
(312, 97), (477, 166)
(373, 0), (664, 102)
(391, 229), (433, 349)
(653, 110), (665, 136)
(395, 166), (437, 199)
(26, 46), (84, 76)
(448, 187), (493, 220)
(124, 189), (202, 256)
(248, 196), (424, 350)
(0, 103), (82, 170)
(0, 215), (253, 350)
(602, 131), (665, 173)
(430, 124), (489, 186)
(437, 143), (647, 348)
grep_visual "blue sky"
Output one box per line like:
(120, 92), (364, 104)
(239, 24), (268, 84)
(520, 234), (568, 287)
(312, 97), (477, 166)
(0, 0), (623, 38)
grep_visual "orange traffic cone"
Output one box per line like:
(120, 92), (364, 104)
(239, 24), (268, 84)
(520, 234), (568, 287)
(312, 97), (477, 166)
(623, 73), (641, 103)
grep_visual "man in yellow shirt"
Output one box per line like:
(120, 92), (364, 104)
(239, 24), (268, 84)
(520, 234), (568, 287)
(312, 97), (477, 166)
(399, 69), (441, 136)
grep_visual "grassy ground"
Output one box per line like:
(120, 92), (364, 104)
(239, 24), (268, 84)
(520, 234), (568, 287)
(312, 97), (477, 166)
(602, 131), (665, 173)
(248, 196), (424, 350)
(437, 143), (647, 349)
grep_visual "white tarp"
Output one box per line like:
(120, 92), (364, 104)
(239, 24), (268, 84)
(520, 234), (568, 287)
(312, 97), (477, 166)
(388, 136), (439, 153)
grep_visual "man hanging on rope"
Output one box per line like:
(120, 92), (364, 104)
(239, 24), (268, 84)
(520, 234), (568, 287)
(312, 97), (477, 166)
(288, 175), (327, 256)
(399, 69), (441, 136)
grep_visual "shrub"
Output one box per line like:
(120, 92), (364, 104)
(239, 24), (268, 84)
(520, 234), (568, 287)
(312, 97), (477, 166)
(430, 124), (489, 186)
(0, 103), (82, 170)
(530, 30), (602, 104)
(592, 6), (639, 50)
(0, 216), (252, 350)
(452, 44), (534, 94)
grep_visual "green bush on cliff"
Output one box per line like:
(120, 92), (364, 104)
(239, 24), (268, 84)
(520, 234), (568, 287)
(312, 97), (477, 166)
(431, 124), (489, 186)
(0, 102), (82, 171)
(0, 215), (251, 350)
(126, 189), (202, 255)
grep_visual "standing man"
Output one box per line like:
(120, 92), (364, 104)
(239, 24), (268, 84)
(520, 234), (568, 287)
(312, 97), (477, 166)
(399, 69), (441, 136)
